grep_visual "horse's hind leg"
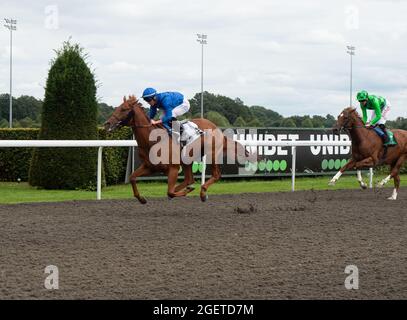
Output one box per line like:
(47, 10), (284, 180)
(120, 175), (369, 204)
(200, 163), (221, 202)
(175, 164), (195, 193)
(387, 155), (406, 200)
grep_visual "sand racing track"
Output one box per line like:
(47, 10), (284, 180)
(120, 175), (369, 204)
(1, 188), (407, 299)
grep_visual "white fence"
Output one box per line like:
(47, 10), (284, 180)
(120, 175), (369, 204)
(0, 140), (138, 200)
(0, 139), (370, 200)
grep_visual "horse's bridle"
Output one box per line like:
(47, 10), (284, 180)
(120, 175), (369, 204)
(338, 112), (365, 131)
(114, 104), (153, 128)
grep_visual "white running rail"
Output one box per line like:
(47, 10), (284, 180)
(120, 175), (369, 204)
(0, 139), (356, 199)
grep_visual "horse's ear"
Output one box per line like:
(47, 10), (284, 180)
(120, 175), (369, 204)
(123, 96), (126, 103)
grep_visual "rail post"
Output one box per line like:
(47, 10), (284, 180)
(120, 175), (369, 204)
(369, 167), (374, 189)
(201, 154), (207, 186)
(97, 146), (103, 200)
(291, 146), (296, 191)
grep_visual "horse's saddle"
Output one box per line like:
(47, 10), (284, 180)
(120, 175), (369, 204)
(178, 120), (203, 146)
(373, 126), (397, 146)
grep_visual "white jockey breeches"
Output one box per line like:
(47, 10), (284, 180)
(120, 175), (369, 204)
(160, 99), (191, 120)
(370, 101), (391, 125)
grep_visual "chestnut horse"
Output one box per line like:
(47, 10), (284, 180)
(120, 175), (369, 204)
(329, 107), (407, 200)
(104, 95), (251, 203)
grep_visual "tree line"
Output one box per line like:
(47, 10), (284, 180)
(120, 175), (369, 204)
(1, 91), (407, 129)
(0, 94), (113, 128)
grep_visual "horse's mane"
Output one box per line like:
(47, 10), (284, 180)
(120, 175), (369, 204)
(343, 107), (362, 121)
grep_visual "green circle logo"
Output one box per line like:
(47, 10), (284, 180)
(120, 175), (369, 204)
(245, 161), (252, 172)
(334, 159), (342, 170)
(280, 160), (287, 171)
(252, 161), (258, 172)
(266, 160), (273, 171)
(273, 160), (280, 171)
(198, 162), (203, 173)
(258, 160), (266, 171)
(328, 159), (335, 170)
(341, 159), (348, 167)
(192, 162), (199, 173)
(322, 159), (328, 170)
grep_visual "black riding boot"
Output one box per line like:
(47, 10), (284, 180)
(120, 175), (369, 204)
(379, 124), (390, 145)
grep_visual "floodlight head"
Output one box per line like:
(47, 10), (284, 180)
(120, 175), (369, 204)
(4, 18), (10, 23)
(201, 34), (207, 39)
(11, 19), (17, 24)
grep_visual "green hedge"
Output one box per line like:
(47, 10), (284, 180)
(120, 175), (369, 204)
(99, 127), (132, 185)
(0, 129), (38, 181)
(0, 127), (132, 184)
(29, 42), (100, 190)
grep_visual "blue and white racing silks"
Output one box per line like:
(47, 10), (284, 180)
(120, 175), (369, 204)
(149, 91), (184, 125)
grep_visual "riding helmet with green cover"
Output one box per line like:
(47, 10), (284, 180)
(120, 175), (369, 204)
(357, 90), (369, 101)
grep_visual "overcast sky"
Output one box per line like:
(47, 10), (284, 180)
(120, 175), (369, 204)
(1, 0), (407, 118)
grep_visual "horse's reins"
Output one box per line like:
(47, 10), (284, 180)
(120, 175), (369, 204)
(117, 105), (153, 128)
(339, 113), (367, 131)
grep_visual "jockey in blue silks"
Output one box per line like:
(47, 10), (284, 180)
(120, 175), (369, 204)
(141, 87), (190, 135)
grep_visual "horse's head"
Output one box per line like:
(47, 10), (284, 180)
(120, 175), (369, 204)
(333, 107), (359, 134)
(104, 95), (143, 132)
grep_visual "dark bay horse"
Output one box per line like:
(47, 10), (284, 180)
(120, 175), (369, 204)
(329, 107), (407, 200)
(104, 95), (251, 203)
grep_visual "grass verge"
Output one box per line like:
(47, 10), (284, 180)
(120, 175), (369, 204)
(0, 173), (401, 204)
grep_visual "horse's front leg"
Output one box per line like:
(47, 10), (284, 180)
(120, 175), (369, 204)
(167, 165), (188, 198)
(329, 159), (357, 186)
(129, 164), (152, 204)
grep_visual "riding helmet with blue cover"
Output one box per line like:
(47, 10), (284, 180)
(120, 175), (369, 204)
(142, 88), (157, 99)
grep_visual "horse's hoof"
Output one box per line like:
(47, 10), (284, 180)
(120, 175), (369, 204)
(138, 197), (147, 204)
(360, 183), (367, 190)
(200, 194), (208, 202)
(168, 196), (173, 200)
(328, 180), (336, 186)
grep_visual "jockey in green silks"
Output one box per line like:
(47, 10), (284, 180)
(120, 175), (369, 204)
(356, 90), (395, 146)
